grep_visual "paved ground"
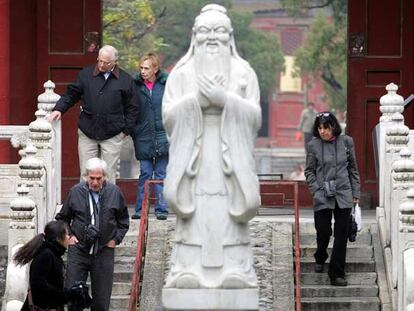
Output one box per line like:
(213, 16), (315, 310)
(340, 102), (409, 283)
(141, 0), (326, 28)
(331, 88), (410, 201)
(131, 206), (378, 225)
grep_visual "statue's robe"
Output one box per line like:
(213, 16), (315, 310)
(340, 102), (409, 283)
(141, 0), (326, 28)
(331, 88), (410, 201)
(162, 56), (261, 288)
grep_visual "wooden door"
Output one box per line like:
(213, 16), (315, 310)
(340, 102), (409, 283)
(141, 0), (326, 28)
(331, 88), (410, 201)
(348, 0), (414, 207)
(36, 0), (102, 185)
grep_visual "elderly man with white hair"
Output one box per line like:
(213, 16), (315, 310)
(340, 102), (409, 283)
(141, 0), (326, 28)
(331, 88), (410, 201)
(48, 45), (138, 183)
(56, 157), (129, 311)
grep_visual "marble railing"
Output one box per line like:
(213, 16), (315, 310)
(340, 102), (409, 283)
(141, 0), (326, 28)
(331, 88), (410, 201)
(376, 83), (414, 310)
(1, 80), (61, 311)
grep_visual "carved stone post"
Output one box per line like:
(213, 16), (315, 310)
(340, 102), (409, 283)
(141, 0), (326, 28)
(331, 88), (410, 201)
(2, 143), (40, 311)
(38, 80), (61, 206)
(19, 142), (44, 232)
(29, 109), (53, 223)
(399, 188), (414, 310)
(2, 184), (36, 311)
(392, 148), (414, 290)
(384, 113), (409, 246)
(379, 83), (404, 209)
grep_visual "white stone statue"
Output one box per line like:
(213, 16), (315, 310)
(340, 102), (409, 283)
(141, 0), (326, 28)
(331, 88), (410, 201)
(162, 3), (261, 294)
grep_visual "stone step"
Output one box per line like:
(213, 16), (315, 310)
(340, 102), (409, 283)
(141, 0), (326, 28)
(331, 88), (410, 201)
(300, 257), (375, 273)
(109, 294), (130, 310)
(301, 272), (377, 286)
(113, 268), (133, 282)
(300, 297), (380, 311)
(299, 222), (371, 234)
(115, 244), (136, 256)
(301, 284), (379, 298)
(300, 244), (373, 259)
(114, 256), (136, 270)
(111, 281), (132, 295)
(300, 231), (372, 246)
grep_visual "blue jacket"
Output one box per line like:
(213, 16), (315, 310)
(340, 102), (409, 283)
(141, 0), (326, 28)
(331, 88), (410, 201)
(132, 71), (169, 160)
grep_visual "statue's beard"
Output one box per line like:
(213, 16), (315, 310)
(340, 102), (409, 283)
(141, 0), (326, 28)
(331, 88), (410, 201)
(194, 43), (231, 88)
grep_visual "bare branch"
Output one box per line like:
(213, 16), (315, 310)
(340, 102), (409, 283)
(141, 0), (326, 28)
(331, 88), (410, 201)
(130, 6), (167, 41)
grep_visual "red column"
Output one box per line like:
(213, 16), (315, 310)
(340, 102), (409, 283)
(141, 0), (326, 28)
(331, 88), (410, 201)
(0, 0), (10, 162)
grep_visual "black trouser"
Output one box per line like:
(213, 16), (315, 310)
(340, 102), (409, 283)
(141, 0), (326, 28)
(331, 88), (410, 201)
(314, 202), (351, 279)
(66, 245), (115, 311)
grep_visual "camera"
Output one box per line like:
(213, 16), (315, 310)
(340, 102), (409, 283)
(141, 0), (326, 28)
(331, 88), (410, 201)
(69, 281), (92, 308)
(323, 180), (336, 198)
(83, 223), (100, 246)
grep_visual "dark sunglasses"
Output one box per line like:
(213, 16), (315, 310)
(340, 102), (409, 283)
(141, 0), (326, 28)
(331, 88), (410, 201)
(317, 112), (331, 118)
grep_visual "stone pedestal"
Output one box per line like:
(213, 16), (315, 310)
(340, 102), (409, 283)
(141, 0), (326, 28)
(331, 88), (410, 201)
(162, 288), (259, 310)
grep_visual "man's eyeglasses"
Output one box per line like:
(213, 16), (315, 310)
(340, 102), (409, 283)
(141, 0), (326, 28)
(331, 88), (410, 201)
(317, 112), (331, 118)
(97, 59), (113, 66)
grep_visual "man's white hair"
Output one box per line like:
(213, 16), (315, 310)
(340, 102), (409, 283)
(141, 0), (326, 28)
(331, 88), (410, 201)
(99, 45), (118, 61)
(83, 157), (108, 177)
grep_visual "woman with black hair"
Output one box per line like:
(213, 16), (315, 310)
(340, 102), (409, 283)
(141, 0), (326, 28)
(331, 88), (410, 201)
(304, 112), (360, 286)
(14, 220), (83, 310)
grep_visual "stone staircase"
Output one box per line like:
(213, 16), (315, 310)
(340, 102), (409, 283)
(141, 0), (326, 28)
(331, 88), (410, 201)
(109, 219), (140, 310)
(106, 216), (388, 310)
(298, 223), (382, 311)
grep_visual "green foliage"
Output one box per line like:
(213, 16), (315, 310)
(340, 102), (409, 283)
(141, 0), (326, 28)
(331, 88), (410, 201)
(230, 10), (284, 95)
(280, 0), (347, 111)
(152, 0), (233, 67)
(103, 0), (284, 98)
(103, 0), (163, 73)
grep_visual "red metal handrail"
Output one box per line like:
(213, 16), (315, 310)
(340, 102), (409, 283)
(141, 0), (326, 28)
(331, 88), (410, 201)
(293, 181), (301, 311)
(128, 180), (163, 311)
(260, 180), (301, 310)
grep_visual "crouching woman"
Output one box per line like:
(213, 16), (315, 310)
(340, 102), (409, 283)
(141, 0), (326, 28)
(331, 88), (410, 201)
(14, 220), (84, 310)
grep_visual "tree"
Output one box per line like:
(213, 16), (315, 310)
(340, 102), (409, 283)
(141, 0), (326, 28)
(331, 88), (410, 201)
(103, 0), (165, 73)
(103, 0), (285, 103)
(280, 0), (347, 111)
(230, 10), (284, 96)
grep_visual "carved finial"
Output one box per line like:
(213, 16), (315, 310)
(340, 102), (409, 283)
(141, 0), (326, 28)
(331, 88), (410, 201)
(18, 142), (44, 182)
(385, 112), (409, 152)
(29, 109), (52, 148)
(37, 80), (60, 113)
(9, 183), (35, 229)
(400, 188), (414, 232)
(380, 83), (404, 122)
(393, 148), (414, 188)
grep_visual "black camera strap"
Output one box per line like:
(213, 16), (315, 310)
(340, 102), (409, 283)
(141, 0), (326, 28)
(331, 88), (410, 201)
(88, 190), (100, 255)
(88, 191), (100, 229)
(321, 139), (337, 182)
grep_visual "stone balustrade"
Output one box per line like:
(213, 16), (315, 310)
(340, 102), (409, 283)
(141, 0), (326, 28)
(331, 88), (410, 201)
(377, 83), (414, 310)
(1, 80), (60, 311)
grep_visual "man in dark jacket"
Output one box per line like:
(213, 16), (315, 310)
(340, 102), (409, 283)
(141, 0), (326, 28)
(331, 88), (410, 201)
(48, 45), (138, 183)
(131, 53), (169, 220)
(56, 157), (129, 311)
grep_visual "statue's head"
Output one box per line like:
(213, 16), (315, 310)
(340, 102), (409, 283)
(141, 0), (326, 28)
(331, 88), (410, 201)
(192, 4), (233, 55)
(174, 4), (246, 74)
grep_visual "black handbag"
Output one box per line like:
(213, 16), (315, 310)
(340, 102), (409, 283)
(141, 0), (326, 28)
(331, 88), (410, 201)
(348, 207), (358, 242)
(27, 287), (61, 311)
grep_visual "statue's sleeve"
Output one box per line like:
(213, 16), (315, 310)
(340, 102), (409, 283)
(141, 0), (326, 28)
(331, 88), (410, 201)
(162, 68), (202, 218)
(222, 67), (262, 223)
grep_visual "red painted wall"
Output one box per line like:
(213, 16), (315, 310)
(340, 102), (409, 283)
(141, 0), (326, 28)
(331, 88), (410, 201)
(0, 0), (10, 163)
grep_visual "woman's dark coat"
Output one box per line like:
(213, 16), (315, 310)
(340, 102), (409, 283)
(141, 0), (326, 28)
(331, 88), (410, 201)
(21, 241), (67, 310)
(131, 71), (169, 160)
(305, 134), (360, 212)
